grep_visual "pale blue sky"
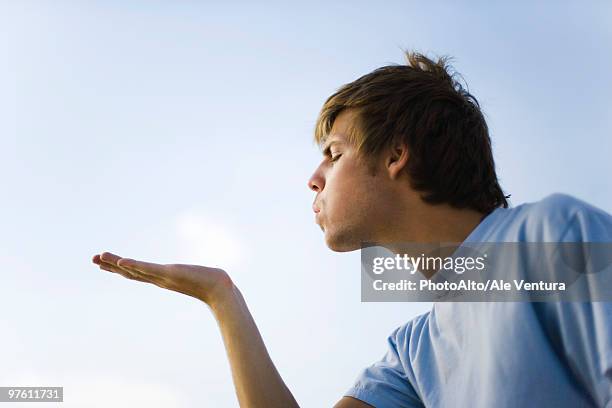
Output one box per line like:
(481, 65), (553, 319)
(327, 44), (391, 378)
(2, 1), (611, 407)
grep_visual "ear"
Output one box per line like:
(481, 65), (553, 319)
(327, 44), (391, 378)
(385, 141), (409, 180)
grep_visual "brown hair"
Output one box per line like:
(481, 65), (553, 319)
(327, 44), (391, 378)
(314, 51), (510, 215)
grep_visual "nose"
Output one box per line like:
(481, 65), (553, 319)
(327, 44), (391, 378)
(307, 166), (325, 192)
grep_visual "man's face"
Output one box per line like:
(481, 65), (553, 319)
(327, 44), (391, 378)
(308, 110), (395, 252)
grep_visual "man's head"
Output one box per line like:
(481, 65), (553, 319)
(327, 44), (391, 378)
(308, 51), (509, 252)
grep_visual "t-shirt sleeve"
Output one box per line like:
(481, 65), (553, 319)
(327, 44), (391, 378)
(343, 325), (424, 408)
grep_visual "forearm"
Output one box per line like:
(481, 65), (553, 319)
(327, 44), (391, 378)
(209, 282), (299, 408)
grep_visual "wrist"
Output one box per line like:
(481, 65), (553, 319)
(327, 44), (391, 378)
(205, 272), (242, 314)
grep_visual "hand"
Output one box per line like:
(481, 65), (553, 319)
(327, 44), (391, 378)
(92, 252), (234, 307)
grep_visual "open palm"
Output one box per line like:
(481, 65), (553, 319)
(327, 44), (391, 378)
(92, 252), (232, 305)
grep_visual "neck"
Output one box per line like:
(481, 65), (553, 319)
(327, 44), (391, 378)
(377, 198), (488, 254)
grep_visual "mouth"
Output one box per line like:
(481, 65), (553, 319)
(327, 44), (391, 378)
(315, 211), (324, 228)
(316, 217), (324, 232)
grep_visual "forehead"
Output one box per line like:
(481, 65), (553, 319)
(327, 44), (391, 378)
(320, 109), (360, 150)
(332, 109), (359, 137)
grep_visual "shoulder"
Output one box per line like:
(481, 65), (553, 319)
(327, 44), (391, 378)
(496, 193), (612, 242)
(530, 192), (603, 215)
(518, 193), (598, 223)
(529, 193), (612, 241)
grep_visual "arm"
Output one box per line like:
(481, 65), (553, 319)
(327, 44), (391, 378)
(339, 323), (425, 408)
(211, 281), (299, 407)
(92, 252), (298, 408)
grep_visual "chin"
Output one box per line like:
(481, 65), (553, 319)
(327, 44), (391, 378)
(324, 230), (363, 253)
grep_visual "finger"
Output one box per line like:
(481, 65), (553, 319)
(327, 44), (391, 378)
(99, 260), (169, 289)
(98, 262), (151, 283)
(97, 252), (161, 279)
(94, 254), (132, 275)
(98, 259), (140, 277)
(95, 252), (172, 287)
(116, 258), (168, 279)
(99, 252), (123, 266)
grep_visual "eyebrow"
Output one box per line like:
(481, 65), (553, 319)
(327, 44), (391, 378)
(321, 138), (344, 156)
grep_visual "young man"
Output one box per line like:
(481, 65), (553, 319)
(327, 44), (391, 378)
(93, 52), (612, 407)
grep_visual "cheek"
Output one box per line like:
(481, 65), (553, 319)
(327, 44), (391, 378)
(325, 168), (368, 216)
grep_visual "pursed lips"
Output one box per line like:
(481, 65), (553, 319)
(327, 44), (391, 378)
(313, 203), (322, 226)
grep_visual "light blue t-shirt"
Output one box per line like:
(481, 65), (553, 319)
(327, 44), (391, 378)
(345, 193), (612, 407)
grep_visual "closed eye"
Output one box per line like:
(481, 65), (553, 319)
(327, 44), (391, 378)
(330, 154), (342, 163)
